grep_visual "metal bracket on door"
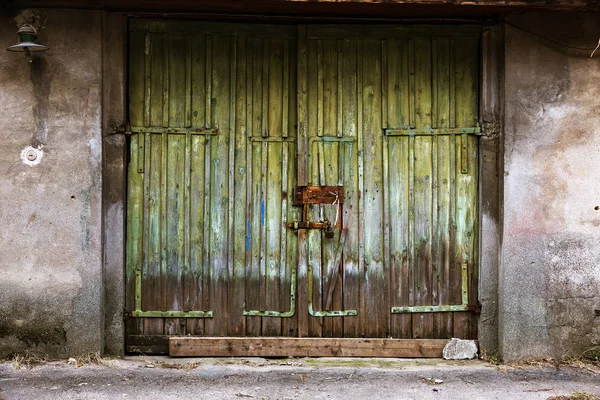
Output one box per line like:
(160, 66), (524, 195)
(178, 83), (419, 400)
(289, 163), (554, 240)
(131, 270), (214, 318)
(390, 263), (480, 314)
(242, 269), (297, 318)
(384, 126), (481, 174)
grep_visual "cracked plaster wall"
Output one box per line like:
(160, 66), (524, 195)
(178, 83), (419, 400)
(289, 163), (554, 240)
(501, 12), (600, 360)
(0, 9), (103, 357)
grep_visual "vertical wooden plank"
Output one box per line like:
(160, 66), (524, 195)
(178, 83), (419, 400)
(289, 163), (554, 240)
(185, 35), (192, 128)
(205, 35), (212, 128)
(165, 134), (186, 335)
(282, 39), (290, 139)
(306, 37), (323, 337)
(388, 39), (412, 339)
(381, 39), (391, 339)
(263, 141), (283, 336)
(336, 39), (343, 138)
(188, 133), (207, 335)
(164, 33), (186, 336)
(159, 34), (170, 336)
(244, 38), (259, 337)
(187, 33), (206, 336)
(356, 39), (366, 338)
(206, 35), (231, 336)
(317, 39), (324, 137)
(362, 38), (386, 338)
(297, 26), (309, 187)
(433, 38), (453, 339)
(264, 38), (284, 336)
(282, 144), (299, 337)
(281, 38), (299, 338)
(191, 34), (206, 130)
(262, 39), (270, 138)
(227, 36), (241, 336)
(322, 39), (342, 338)
(142, 134), (164, 335)
(126, 133), (143, 337)
(230, 37), (247, 337)
(340, 39), (360, 338)
(453, 37), (479, 339)
(412, 38), (434, 340)
(126, 30), (145, 338)
(296, 26), (309, 338)
(246, 38), (261, 337)
(181, 35), (192, 332)
(129, 31), (145, 127)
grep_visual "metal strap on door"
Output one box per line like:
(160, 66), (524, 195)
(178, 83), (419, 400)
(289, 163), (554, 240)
(127, 126), (216, 319)
(385, 125), (481, 314)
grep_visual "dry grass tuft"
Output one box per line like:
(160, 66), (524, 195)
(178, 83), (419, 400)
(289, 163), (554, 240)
(72, 352), (122, 368)
(11, 350), (49, 370)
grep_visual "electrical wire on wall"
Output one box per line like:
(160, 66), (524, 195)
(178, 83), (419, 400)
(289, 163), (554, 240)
(504, 20), (600, 58)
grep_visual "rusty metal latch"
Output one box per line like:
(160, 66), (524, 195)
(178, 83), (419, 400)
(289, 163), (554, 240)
(288, 186), (344, 238)
(293, 186), (344, 205)
(287, 220), (334, 238)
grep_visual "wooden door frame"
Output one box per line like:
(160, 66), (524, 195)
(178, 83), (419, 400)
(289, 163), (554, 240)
(101, 13), (504, 356)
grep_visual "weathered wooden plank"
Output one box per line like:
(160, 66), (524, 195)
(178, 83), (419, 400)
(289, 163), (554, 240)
(126, 30), (145, 338)
(187, 134), (207, 335)
(282, 145), (299, 337)
(296, 27), (309, 338)
(319, 39), (343, 337)
(263, 141), (284, 336)
(453, 37), (479, 340)
(164, 33), (187, 336)
(380, 39), (391, 340)
(387, 39), (411, 339)
(322, 145), (342, 337)
(262, 38), (284, 336)
(206, 35), (231, 336)
(412, 38), (434, 340)
(340, 39), (360, 338)
(433, 38), (453, 339)
(306, 37), (324, 337)
(164, 135), (186, 335)
(356, 39), (366, 338)
(170, 337), (451, 358)
(362, 38), (387, 338)
(142, 133), (164, 335)
(231, 36), (247, 337)
(245, 39), (260, 337)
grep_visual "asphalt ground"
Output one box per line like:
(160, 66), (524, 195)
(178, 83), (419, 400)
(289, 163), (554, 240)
(0, 357), (599, 399)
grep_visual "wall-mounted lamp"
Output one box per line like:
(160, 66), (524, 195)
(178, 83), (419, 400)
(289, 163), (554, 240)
(6, 24), (48, 62)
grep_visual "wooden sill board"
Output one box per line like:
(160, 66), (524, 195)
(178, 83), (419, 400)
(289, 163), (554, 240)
(169, 337), (450, 357)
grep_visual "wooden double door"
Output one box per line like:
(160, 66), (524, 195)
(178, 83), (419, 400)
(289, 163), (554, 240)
(126, 19), (480, 351)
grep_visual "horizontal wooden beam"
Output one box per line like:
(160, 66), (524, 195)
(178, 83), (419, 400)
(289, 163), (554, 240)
(169, 337), (452, 357)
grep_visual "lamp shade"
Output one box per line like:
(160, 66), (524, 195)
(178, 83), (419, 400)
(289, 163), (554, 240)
(6, 24), (48, 53)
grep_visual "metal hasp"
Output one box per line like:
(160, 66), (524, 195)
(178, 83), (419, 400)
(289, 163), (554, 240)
(242, 269), (297, 318)
(390, 263), (480, 314)
(288, 186), (344, 238)
(293, 185), (345, 205)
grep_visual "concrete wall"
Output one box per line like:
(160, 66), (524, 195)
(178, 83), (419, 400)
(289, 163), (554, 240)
(501, 12), (600, 360)
(0, 9), (103, 357)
